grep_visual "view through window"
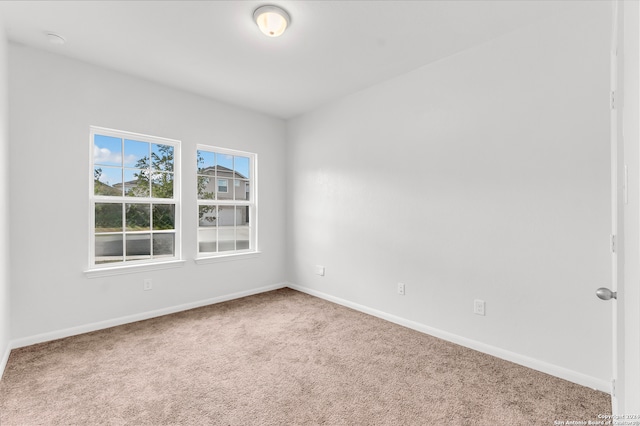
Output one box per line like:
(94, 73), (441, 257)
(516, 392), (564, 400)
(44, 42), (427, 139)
(197, 146), (256, 256)
(90, 127), (181, 267)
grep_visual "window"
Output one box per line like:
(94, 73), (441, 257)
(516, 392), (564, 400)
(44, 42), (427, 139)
(90, 127), (181, 268)
(217, 178), (228, 193)
(197, 146), (256, 256)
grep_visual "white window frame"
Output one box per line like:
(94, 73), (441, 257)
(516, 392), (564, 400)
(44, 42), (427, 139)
(87, 126), (182, 273)
(196, 145), (258, 261)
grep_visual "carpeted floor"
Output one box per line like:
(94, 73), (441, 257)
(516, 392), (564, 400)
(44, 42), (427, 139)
(0, 288), (610, 425)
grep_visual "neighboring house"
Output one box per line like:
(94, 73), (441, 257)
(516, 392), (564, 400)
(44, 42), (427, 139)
(112, 180), (138, 195)
(98, 165), (249, 228)
(198, 165), (250, 227)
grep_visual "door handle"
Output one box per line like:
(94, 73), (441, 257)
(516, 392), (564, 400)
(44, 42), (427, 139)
(596, 287), (617, 300)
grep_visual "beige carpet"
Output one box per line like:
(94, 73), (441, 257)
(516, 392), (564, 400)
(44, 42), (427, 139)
(0, 288), (610, 425)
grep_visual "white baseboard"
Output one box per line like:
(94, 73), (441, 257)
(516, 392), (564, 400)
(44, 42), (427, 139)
(285, 282), (611, 394)
(9, 282), (287, 350)
(3, 282), (610, 394)
(0, 342), (9, 380)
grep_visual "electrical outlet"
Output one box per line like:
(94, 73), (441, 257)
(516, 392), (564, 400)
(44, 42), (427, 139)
(474, 299), (485, 316)
(315, 265), (325, 276)
(143, 278), (153, 291)
(397, 283), (405, 295)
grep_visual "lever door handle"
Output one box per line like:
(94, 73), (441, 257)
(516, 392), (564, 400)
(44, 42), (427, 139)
(596, 287), (617, 300)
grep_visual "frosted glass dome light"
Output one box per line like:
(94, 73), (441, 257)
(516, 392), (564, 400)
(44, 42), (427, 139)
(254, 5), (290, 37)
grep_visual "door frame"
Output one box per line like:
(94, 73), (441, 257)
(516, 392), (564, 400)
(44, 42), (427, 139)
(610, 0), (621, 413)
(612, 0), (640, 414)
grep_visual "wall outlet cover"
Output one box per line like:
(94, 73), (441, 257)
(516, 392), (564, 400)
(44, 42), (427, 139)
(474, 299), (485, 316)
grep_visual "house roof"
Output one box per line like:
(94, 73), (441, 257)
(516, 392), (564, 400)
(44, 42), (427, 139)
(198, 165), (247, 180)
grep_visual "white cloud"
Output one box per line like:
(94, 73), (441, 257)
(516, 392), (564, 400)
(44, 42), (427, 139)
(94, 145), (122, 165)
(94, 145), (139, 166)
(123, 155), (140, 166)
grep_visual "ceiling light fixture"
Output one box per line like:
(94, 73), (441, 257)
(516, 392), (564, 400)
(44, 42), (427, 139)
(253, 5), (290, 37)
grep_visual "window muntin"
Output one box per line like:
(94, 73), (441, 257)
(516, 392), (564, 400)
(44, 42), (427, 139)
(196, 146), (256, 257)
(91, 127), (180, 268)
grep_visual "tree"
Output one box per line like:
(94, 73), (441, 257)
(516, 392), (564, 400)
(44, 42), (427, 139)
(125, 144), (175, 230)
(94, 167), (121, 196)
(95, 202), (122, 232)
(197, 150), (216, 223)
(127, 144), (174, 198)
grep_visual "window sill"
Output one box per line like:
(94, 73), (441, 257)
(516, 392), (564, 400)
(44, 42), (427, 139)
(84, 260), (187, 278)
(195, 251), (261, 265)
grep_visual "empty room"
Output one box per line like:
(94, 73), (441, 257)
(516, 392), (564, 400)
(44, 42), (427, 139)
(0, 0), (639, 424)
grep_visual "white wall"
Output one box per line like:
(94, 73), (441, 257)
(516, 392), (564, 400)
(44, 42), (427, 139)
(287, 3), (612, 388)
(0, 20), (10, 372)
(8, 44), (287, 342)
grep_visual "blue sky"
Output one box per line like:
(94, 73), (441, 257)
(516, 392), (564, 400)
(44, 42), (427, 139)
(198, 150), (250, 178)
(94, 135), (177, 185)
(94, 135), (249, 185)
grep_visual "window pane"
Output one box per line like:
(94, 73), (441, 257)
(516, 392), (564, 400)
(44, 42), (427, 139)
(124, 139), (149, 168)
(95, 234), (123, 264)
(152, 144), (174, 172)
(236, 207), (250, 250)
(218, 205), (235, 252)
(126, 204), (150, 231)
(152, 172), (173, 198)
(216, 154), (233, 173)
(153, 204), (175, 230)
(197, 176), (215, 200)
(236, 236), (250, 250)
(95, 203), (122, 232)
(94, 135), (122, 167)
(233, 179), (249, 201)
(124, 169), (150, 197)
(198, 228), (217, 253)
(238, 206), (250, 226)
(153, 233), (174, 257)
(218, 227), (235, 252)
(234, 156), (250, 179)
(217, 205), (235, 226)
(218, 178), (229, 193)
(199, 205), (217, 227)
(126, 234), (151, 260)
(218, 177), (232, 201)
(197, 150), (215, 175)
(94, 167), (123, 196)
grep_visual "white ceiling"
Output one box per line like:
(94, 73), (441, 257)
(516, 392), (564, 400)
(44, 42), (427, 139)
(0, 0), (578, 119)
